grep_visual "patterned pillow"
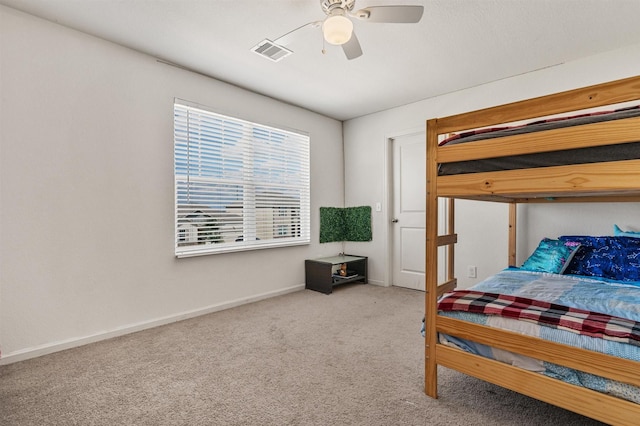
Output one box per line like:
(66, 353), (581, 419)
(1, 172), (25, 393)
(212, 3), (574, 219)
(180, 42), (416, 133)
(614, 224), (640, 238)
(521, 238), (581, 274)
(559, 236), (640, 281)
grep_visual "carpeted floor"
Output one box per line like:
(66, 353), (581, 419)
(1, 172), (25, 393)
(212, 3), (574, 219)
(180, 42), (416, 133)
(0, 284), (605, 425)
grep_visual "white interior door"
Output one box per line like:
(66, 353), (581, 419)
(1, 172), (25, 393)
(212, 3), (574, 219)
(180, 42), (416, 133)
(392, 133), (425, 291)
(392, 132), (445, 291)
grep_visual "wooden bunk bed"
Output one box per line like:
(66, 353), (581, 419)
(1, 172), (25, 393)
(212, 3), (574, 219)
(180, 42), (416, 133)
(424, 75), (640, 425)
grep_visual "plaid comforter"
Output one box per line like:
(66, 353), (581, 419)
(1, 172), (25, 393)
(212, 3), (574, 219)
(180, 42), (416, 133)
(438, 290), (640, 347)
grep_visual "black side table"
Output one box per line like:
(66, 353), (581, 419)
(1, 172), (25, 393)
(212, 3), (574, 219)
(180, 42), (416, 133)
(305, 255), (368, 294)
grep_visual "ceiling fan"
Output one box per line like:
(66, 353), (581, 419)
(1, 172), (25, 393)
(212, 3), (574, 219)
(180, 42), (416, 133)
(252, 0), (424, 61)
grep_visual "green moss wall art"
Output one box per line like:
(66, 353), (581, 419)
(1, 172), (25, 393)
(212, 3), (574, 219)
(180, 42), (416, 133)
(319, 207), (344, 243)
(319, 206), (372, 243)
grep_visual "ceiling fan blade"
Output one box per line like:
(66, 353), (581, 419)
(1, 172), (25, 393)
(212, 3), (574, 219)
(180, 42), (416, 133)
(354, 5), (424, 23)
(342, 31), (363, 60)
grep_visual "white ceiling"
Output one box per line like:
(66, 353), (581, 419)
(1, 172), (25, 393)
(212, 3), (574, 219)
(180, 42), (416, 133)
(4, 0), (640, 121)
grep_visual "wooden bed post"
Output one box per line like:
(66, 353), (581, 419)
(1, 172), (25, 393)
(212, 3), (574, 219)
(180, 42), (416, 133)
(425, 119), (440, 398)
(508, 203), (517, 267)
(448, 198), (455, 281)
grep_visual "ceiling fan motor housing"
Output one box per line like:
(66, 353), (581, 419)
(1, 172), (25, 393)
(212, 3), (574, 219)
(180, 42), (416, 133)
(321, 0), (356, 16)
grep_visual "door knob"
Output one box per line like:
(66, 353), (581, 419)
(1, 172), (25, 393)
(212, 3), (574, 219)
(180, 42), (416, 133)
(392, 219), (399, 223)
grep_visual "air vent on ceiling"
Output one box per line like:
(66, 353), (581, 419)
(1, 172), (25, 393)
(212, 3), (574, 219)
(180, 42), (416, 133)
(251, 39), (293, 62)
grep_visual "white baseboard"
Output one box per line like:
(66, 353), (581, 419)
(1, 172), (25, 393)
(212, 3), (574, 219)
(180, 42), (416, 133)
(0, 284), (305, 365)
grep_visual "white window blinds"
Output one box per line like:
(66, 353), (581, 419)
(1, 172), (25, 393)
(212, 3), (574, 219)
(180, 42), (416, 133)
(174, 102), (310, 257)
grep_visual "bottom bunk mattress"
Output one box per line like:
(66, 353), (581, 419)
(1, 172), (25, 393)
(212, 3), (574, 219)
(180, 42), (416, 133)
(433, 268), (640, 403)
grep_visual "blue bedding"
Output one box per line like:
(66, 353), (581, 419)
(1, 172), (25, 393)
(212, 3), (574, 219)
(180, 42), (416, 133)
(436, 268), (640, 403)
(469, 267), (640, 321)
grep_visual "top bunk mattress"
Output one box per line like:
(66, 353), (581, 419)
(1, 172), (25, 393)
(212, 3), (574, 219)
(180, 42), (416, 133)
(438, 106), (640, 176)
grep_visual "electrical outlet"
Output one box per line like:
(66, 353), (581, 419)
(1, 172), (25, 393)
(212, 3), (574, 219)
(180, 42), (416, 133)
(467, 265), (477, 278)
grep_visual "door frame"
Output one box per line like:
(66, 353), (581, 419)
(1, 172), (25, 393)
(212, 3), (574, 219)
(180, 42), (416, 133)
(384, 126), (447, 288)
(383, 127), (422, 288)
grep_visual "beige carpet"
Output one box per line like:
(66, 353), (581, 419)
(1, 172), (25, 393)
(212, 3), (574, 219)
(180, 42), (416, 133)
(0, 284), (605, 425)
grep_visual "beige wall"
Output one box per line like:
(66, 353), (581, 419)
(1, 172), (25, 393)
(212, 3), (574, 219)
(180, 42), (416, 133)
(0, 6), (345, 363)
(343, 42), (640, 288)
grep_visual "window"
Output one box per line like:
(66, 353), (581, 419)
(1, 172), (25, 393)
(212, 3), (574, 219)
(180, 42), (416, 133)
(174, 101), (310, 257)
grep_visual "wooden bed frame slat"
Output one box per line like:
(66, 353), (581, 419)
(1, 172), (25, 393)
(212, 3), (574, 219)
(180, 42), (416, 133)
(436, 279), (456, 297)
(437, 316), (640, 387)
(437, 159), (640, 199)
(514, 195), (640, 203)
(437, 345), (640, 426)
(436, 234), (457, 246)
(434, 75), (640, 134)
(438, 116), (640, 163)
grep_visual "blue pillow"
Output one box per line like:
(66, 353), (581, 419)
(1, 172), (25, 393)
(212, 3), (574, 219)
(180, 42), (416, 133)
(614, 224), (640, 238)
(559, 235), (640, 281)
(521, 238), (581, 274)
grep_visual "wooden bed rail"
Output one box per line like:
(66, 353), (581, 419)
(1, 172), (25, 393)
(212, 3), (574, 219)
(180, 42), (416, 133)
(436, 234), (457, 246)
(436, 279), (456, 297)
(437, 345), (640, 426)
(434, 75), (640, 135)
(437, 316), (640, 388)
(437, 116), (640, 164)
(437, 159), (640, 200)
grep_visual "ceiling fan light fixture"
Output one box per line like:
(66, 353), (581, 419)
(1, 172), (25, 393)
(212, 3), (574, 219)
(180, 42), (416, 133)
(322, 14), (353, 45)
